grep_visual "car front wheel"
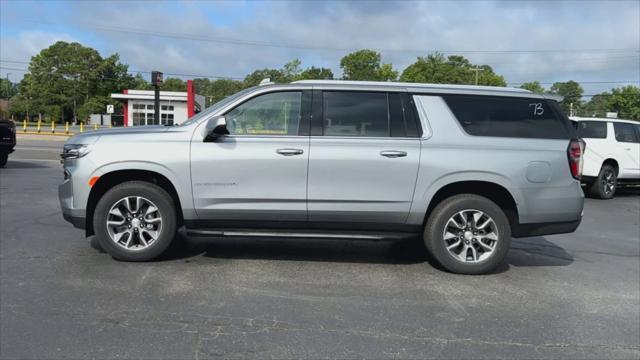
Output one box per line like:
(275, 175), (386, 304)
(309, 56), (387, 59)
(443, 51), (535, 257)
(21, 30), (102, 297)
(424, 194), (511, 275)
(93, 181), (177, 261)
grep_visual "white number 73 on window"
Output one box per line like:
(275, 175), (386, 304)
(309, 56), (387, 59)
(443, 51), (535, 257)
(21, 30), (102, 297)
(529, 103), (544, 116)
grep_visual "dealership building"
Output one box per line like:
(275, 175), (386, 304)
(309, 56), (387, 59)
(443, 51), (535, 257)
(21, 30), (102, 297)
(111, 80), (205, 126)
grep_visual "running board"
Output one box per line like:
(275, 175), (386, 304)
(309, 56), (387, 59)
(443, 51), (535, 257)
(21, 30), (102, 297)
(185, 228), (415, 241)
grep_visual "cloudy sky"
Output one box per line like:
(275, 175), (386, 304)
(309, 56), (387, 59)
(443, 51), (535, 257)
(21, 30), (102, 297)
(1, 0), (638, 96)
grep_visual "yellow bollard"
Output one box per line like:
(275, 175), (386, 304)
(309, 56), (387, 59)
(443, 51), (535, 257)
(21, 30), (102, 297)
(109, 123), (112, 129)
(37, 120), (41, 133)
(94, 123), (98, 131)
(23, 120), (27, 132)
(80, 122), (84, 133)
(65, 122), (69, 134)
(51, 121), (55, 134)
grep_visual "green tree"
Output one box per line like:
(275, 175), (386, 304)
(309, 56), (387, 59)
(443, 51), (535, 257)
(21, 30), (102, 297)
(194, 78), (245, 106)
(607, 86), (640, 120)
(340, 49), (397, 81)
(13, 41), (134, 122)
(77, 96), (110, 122)
(297, 66), (334, 80)
(131, 73), (153, 90)
(520, 81), (546, 94)
(161, 77), (187, 91)
(580, 94), (610, 118)
(400, 53), (506, 86)
(0, 78), (18, 99)
(244, 68), (289, 86)
(549, 80), (583, 115)
(282, 59), (302, 81)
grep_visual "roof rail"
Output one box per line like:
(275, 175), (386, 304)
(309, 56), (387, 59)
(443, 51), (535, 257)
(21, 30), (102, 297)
(291, 79), (531, 93)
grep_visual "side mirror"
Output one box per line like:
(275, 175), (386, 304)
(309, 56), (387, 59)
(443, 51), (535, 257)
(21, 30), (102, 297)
(204, 116), (229, 142)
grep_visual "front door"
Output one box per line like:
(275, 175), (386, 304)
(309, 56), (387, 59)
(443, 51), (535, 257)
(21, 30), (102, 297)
(307, 91), (421, 224)
(191, 91), (310, 222)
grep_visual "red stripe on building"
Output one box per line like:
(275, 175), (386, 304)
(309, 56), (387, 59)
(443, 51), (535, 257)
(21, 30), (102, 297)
(187, 80), (195, 118)
(123, 89), (129, 127)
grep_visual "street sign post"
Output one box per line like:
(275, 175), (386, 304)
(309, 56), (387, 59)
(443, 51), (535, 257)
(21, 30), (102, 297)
(151, 71), (163, 125)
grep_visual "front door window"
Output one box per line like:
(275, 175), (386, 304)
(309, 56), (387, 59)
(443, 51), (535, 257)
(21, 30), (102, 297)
(225, 92), (302, 136)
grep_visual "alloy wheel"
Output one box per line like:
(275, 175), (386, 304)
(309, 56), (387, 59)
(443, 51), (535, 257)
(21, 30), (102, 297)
(106, 196), (163, 251)
(602, 169), (616, 195)
(442, 209), (499, 263)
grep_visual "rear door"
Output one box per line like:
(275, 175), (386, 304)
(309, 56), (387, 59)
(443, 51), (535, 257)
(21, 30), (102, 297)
(613, 122), (640, 178)
(307, 91), (421, 225)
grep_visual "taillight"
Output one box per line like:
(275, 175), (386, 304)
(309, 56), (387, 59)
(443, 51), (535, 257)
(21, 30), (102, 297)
(568, 139), (585, 179)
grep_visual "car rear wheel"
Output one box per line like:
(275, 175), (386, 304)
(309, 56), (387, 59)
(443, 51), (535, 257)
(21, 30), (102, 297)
(588, 164), (616, 199)
(93, 181), (177, 261)
(0, 152), (7, 168)
(424, 194), (511, 275)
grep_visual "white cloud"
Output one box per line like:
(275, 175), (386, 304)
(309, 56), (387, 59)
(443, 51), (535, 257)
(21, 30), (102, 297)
(1, 0), (638, 95)
(0, 31), (77, 82)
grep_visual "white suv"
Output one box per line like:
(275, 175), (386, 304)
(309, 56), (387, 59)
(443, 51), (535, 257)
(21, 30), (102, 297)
(572, 117), (640, 199)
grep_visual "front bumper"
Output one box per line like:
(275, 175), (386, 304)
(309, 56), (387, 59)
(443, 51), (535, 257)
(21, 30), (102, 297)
(62, 213), (86, 229)
(59, 168), (86, 230)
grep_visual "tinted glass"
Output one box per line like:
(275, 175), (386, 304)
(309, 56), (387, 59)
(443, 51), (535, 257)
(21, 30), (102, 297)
(225, 91), (301, 135)
(576, 121), (607, 139)
(613, 122), (639, 143)
(443, 96), (570, 139)
(323, 92), (389, 137)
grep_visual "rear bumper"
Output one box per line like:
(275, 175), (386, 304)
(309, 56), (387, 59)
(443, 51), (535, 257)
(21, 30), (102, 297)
(512, 218), (581, 238)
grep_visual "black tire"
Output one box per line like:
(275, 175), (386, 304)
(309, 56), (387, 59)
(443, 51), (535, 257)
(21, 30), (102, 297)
(0, 152), (7, 168)
(588, 164), (617, 199)
(93, 181), (177, 261)
(424, 194), (511, 275)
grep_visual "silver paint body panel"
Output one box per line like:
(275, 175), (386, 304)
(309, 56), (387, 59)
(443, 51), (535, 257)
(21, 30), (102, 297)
(59, 81), (583, 231)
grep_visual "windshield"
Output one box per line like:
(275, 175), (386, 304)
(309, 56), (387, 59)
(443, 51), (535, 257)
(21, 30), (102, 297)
(177, 86), (257, 127)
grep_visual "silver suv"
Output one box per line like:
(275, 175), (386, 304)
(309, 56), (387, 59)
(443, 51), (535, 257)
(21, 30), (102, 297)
(59, 80), (584, 274)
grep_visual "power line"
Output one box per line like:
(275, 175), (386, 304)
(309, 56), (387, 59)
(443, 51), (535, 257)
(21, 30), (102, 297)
(3, 60), (637, 85)
(508, 80), (639, 85)
(11, 19), (640, 55)
(0, 63), (244, 80)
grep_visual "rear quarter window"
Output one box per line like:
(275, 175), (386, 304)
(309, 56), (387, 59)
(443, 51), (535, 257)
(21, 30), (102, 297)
(576, 121), (607, 139)
(613, 122), (640, 143)
(443, 95), (570, 139)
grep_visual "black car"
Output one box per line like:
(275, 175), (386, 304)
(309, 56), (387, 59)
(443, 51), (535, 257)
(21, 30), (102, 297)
(0, 119), (16, 167)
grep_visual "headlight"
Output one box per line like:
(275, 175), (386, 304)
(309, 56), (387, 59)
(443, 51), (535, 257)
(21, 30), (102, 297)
(61, 144), (92, 159)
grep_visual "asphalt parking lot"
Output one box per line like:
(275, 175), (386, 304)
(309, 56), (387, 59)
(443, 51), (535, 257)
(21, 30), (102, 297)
(1, 136), (639, 359)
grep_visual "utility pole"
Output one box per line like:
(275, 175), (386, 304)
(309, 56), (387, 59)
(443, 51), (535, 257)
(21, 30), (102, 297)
(471, 66), (484, 85)
(5, 73), (10, 99)
(570, 102), (574, 117)
(26, 96), (31, 122)
(151, 71), (163, 125)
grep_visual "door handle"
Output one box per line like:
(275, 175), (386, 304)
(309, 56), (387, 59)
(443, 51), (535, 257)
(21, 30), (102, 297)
(276, 148), (304, 156)
(380, 150), (407, 158)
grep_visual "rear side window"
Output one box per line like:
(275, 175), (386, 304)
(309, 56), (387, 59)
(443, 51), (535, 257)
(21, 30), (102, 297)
(613, 122), (639, 143)
(443, 96), (570, 139)
(323, 91), (389, 137)
(576, 121), (607, 139)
